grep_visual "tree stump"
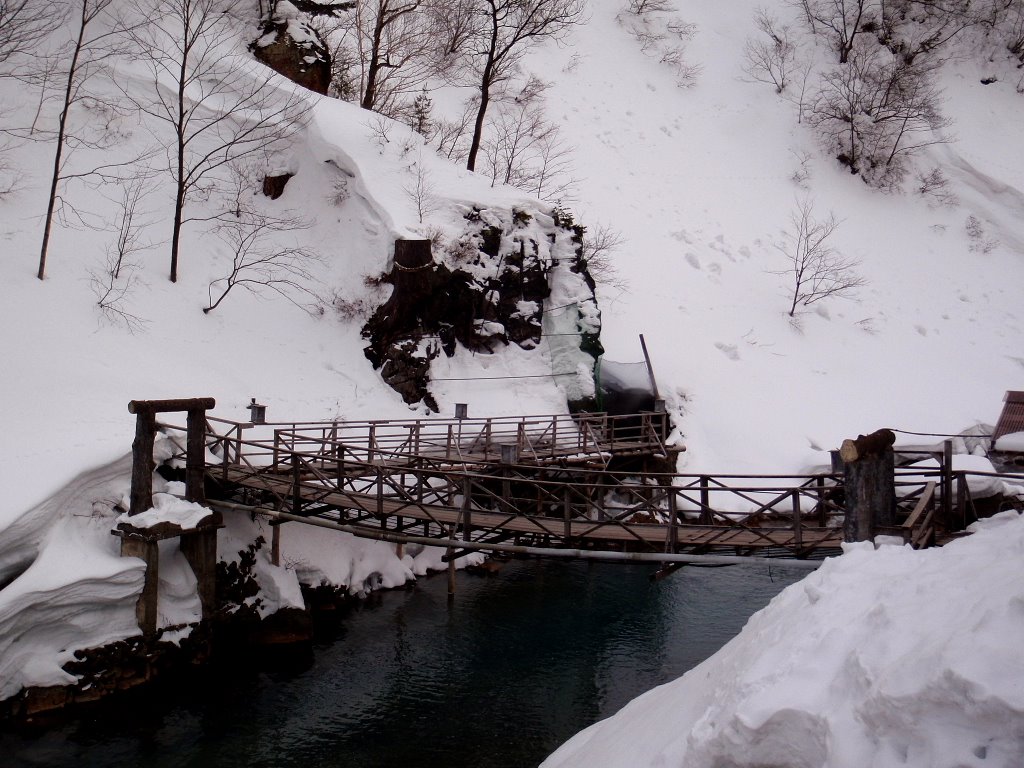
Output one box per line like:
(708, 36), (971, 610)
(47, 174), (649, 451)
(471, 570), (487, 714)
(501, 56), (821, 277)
(841, 428), (896, 543)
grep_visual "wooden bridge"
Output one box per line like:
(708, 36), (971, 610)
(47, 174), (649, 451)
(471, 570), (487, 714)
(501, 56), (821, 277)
(142, 411), (840, 569)
(128, 403), (1024, 574)
(111, 400), (1023, 633)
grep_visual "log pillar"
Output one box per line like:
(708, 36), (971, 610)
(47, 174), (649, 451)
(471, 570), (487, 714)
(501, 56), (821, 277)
(185, 407), (207, 504)
(129, 411), (157, 517)
(120, 536), (160, 637)
(180, 529), (218, 620)
(840, 428), (896, 543)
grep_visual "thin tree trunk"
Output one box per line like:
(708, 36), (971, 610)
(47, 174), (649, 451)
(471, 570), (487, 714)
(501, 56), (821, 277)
(171, 11), (189, 284)
(467, 9), (499, 172)
(38, 2), (87, 281)
(361, 6), (385, 109)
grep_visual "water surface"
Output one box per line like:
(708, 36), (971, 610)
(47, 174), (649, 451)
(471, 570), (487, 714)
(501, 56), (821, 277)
(3, 559), (804, 768)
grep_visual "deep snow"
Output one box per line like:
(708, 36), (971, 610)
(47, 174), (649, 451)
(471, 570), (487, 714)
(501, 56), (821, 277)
(542, 511), (1024, 768)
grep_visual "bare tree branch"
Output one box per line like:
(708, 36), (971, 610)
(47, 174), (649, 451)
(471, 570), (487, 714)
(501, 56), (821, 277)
(122, 0), (313, 282)
(772, 197), (865, 316)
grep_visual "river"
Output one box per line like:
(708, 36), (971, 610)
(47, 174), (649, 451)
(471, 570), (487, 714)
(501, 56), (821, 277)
(3, 558), (805, 768)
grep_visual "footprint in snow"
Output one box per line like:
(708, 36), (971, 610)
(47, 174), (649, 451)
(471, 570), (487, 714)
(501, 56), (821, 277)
(738, 245), (751, 259)
(714, 342), (740, 360)
(915, 325), (928, 337)
(685, 252), (701, 269)
(707, 263), (722, 275)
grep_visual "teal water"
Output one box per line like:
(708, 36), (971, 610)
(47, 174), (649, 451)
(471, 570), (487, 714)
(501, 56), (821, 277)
(3, 559), (804, 768)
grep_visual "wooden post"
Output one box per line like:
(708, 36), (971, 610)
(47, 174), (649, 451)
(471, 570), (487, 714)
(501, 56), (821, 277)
(942, 439), (954, 531)
(815, 476), (828, 527)
(271, 522), (282, 566)
(129, 410), (157, 516)
(120, 536), (159, 637)
(292, 455), (302, 517)
(956, 471), (969, 530)
(563, 486), (572, 540)
(699, 476), (712, 525)
(840, 429), (896, 542)
(180, 529), (217, 619)
(376, 466), (384, 518)
(639, 333), (660, 400)
(185, 408), (206, 504)
(667, 484), (678, 552)
(791, 490), (803, 550)
(446, 524), (457, 600)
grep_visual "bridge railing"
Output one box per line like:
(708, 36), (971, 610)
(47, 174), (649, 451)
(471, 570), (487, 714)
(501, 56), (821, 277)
(192, 412), (670, 470)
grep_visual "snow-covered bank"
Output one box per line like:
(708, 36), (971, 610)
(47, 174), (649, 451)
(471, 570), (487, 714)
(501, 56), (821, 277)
(543, 511), (1024, 768)
(0, 444), (480, 706)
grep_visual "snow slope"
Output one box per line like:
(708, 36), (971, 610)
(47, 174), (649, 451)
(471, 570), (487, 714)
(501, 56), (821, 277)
(542, 511), (1024, 768)
(2, 0), (1022, 514)
(528, 0), (1024, 473)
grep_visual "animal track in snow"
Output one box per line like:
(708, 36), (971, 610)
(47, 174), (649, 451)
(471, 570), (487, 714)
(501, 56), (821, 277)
(685, 252), (701, 269)
(714, 342), (740, 360)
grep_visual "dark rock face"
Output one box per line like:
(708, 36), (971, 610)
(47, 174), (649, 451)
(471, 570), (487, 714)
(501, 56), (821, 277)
(0, 630), (213, 722)
(362, 207), (601, 411)
(262, 173), (294, 199)
(251, 19), (332, 95)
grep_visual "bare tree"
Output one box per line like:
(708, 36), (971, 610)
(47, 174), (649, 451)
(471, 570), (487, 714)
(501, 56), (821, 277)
(403, 149), (436, 222)
(773, 197), (864, 316)
(124, 0), (311, 282)
(794, 0), (874, 63)
(480, 88), (575, 202)
(810, 39), (949, 187)
(459, 0), (586, 172)
(0, 0), (67, 77)
(357, 0), (434, 114)
(783, 56), (815, 122)
(743, 9), (797, 94)
(581, 222), (627, 292)
(88, 177), (153, 331)
(618, 2), (699, 87)
(37, 0), (132, 281)
(204, 210), (322, 313)
(431, 100), (475, 160)
(626, 0), (676, 14)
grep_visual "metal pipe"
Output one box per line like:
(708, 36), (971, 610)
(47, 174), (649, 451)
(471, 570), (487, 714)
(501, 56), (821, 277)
(209, 500), (826, 570)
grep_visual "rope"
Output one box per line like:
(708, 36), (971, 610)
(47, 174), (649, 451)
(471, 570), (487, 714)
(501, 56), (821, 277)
(887, 428), (993, 439)
(432, 372), (579, 381)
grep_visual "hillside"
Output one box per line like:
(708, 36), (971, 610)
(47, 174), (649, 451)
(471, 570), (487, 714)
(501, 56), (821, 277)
(2, 0), (1021, 518)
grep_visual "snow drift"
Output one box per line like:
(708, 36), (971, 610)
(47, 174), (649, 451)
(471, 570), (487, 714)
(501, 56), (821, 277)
(543, 511), (1024, 768)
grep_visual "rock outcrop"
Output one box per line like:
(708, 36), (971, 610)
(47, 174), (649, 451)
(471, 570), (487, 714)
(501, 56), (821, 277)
(362, 206), (603, 411)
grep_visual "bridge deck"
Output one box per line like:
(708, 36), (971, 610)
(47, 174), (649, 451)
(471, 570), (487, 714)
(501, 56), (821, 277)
(214, 462), (845, 558)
